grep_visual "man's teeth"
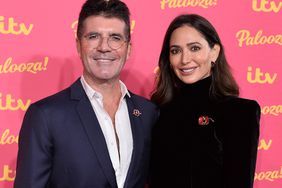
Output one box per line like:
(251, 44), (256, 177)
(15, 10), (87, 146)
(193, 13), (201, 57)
(94, 58), (114, 61)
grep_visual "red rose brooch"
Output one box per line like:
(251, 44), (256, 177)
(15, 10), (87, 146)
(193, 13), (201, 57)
(198, 116), (214, 126)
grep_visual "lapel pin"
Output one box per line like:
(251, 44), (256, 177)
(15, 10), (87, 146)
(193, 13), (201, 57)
(198, 116), (214, 126)
(133, 109), (142, 117)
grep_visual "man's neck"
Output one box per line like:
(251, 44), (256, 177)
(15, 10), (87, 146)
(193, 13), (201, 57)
(83, 74), (121, 96)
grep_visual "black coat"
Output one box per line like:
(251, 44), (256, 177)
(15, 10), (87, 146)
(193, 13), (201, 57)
(14, 79), (159, 188)
(149, 77), (260, 188)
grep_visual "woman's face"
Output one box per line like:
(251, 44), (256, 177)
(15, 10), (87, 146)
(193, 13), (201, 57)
(169, 25), (220, 84)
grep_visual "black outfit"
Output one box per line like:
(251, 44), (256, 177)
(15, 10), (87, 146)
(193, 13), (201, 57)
(149, 77), (260, 188)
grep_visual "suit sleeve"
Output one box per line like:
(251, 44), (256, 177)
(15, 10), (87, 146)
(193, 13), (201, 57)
(222, 100), (260, 188)
(14, 104), (53, 188)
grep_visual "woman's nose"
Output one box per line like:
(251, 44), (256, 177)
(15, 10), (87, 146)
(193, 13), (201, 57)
(181, 50), (191, 64)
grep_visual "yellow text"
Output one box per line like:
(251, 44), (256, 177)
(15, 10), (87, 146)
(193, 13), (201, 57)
(236, 29), (282, 47)
(130, 20), (136, 34)
(0, 129), (18, 145)
(0, 57), (48, 74)
(0, 16), (33, 35)
(154, 66), (159, 74)
(0, 93), (31, 111)
(0, 165), (15, 182)
(71, 20), (78, 38)
(258, 139), (272, 150)
(160, 0), (217, 9)
(261, 105), (282, 116)
(247, 66), (277, 84)
(252, 0), (282, 13)
(255, 166), (282, 182)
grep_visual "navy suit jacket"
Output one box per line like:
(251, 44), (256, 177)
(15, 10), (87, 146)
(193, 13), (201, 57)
(14, 79), (159, 188)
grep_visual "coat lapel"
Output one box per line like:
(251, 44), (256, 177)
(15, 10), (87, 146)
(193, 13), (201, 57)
(124, 95), (144, 186)
(71, 79), (117, 188)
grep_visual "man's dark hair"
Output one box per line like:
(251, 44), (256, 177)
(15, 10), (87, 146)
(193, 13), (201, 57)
(77, 0), (131, 41)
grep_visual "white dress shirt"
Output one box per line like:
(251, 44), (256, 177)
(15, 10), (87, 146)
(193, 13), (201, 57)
(81, 76), (133, 188)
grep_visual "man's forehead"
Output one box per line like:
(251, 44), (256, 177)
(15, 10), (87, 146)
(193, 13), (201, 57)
(84, 15), (126, 27)
(83, 15), (126, 34)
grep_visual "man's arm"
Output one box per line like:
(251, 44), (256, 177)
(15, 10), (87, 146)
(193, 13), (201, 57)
(14, 104), (53, 188)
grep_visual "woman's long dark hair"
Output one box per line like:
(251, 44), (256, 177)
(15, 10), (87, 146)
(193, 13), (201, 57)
(151, 14), (239, 106)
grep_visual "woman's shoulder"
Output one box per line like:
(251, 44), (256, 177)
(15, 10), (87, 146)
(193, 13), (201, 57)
(216, 97), (260, 137)
(217, 96), (260, 115)
(220, 96), (259, 108)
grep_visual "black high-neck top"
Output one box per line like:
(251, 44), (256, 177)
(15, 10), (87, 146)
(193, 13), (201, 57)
(149, 77), (260, 188)
(170, 76), (218, 126)
(176, 76), (215, 110)
(179, 76), (212, 98)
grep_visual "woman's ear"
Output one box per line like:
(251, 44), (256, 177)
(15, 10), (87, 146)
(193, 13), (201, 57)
(211, 44), (220, 62)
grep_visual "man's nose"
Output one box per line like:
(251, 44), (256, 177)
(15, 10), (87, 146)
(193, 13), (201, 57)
(96, 37), (111, 51)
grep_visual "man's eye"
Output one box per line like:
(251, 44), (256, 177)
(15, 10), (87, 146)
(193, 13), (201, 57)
(110, 35), (122, 42)
(87, 34), (99, 40)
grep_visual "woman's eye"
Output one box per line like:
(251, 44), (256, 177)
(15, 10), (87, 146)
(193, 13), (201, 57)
(191, 46), (200, 51)
(170, 48), (181, 55)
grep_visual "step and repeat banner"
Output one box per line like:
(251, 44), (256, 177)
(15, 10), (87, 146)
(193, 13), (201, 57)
(0, 0), (281, 187)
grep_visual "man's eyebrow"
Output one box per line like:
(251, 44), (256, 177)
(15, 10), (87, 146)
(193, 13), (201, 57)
(84, 31), (100, 36)
(109, 33), (125, 38)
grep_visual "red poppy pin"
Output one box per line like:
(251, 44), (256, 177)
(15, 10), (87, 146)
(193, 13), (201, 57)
(133, 109), (142, 117)
(198, 116), (214, 126)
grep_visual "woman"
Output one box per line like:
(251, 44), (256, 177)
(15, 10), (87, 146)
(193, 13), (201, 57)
(149, 14), (260, 188)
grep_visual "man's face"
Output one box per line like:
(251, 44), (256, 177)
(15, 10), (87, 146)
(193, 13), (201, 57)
(76, 15), (131, 85)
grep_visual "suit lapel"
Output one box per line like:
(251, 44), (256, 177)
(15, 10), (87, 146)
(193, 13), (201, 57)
(71, 79), (117, 188)
(124, 95), (144, 186)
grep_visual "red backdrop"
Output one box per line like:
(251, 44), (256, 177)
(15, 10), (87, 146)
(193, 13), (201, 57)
(0, 0), (281, 187)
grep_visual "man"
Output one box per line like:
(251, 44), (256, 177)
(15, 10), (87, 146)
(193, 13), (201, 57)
(14, 0), (159, 187)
